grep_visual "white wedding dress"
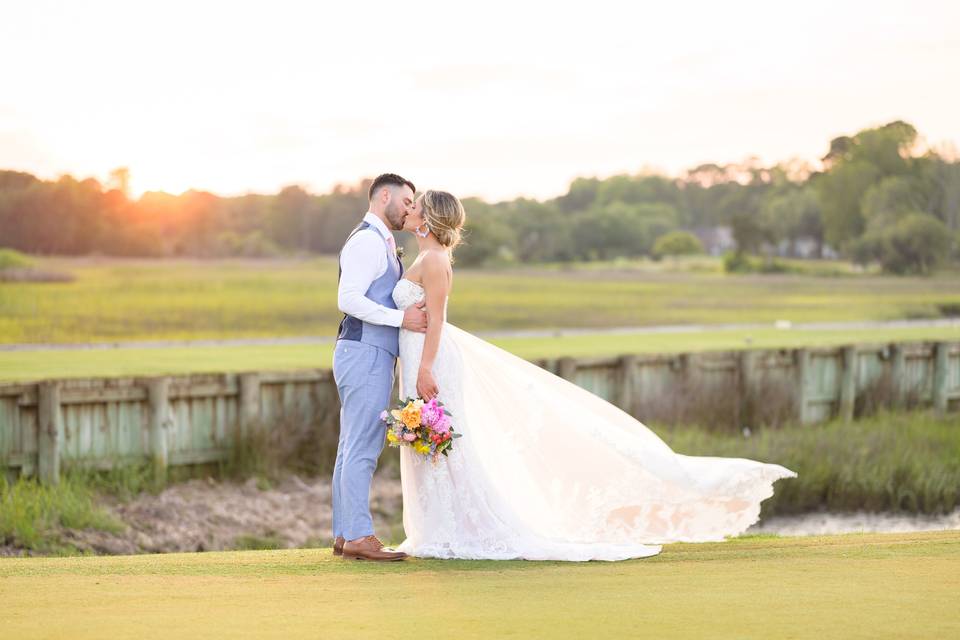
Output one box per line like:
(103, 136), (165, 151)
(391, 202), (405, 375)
(392, 278), (797, 561)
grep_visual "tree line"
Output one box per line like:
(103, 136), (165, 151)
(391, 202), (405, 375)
(1, 120), (958, 274)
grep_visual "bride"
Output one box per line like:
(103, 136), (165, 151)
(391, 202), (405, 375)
(392, 190), (797, 561)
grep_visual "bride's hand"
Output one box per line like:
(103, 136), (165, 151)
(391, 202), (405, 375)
(417, 366), (439, 401)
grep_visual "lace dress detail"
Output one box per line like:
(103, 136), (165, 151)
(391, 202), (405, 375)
(393, 279), (525, 559)
(391, 278), (796, 561)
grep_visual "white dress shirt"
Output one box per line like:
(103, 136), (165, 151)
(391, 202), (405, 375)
(337, 212), (404, 327)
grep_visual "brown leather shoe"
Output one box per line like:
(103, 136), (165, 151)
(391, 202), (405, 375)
(333, 536), (345, 556)
(342, 535), (407, 561)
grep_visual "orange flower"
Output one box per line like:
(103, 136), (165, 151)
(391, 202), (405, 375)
(400, 402), (422, 430)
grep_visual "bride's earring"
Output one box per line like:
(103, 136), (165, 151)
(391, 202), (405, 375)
(415, 224), (430, 238)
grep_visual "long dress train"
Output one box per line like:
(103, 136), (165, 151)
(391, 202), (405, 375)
(392, 279), (797, 561)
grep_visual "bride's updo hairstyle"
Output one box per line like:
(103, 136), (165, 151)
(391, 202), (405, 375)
(421, 190), (466, 253)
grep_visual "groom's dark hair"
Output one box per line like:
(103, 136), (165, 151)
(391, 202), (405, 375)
(368, 173), (416, 201)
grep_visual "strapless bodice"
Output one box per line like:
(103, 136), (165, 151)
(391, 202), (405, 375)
(392, 278), (448, 322)
(392, 278), (426, 311)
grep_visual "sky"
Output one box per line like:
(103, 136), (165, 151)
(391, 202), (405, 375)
(1, 0), (959, 202)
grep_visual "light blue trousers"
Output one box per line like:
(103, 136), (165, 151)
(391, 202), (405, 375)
(331, 340), (395, 541)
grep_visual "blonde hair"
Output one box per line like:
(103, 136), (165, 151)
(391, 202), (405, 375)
(421, 190), (466, 252)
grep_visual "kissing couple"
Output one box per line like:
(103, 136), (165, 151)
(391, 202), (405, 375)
(330, 173), (796, 561)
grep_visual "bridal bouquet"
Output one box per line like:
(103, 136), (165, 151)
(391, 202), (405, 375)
(381, 397), (460, 462)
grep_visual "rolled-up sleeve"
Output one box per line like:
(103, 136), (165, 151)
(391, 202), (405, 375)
(337, 231), (404, 327)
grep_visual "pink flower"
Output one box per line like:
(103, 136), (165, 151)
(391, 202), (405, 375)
(402, 432), (417, 442)
(379, 410), (389, 421)
(420, 398), (444, 427)
(432, 413), (451, 435)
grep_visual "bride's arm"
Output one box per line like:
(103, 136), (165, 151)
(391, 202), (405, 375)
(416, 252), (450, 401)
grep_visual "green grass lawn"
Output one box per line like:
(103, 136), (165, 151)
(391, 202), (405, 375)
(3, 324), (958, 382)
(2, 531), (958, 639)
(2, 256), (960, 344)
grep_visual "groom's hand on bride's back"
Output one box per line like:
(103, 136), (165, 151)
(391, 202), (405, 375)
(402, 302), (428, 332)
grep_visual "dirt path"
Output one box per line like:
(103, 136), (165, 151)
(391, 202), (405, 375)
(3, 473), (404, 556)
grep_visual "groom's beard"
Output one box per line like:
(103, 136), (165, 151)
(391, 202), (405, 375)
(385, 203), (406, 230)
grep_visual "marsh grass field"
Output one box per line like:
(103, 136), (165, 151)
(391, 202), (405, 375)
(2, 256), (959, 380)
(2, 255), (960, 344)
(2, 530), (959, 639)
(661, 411), (960, 516)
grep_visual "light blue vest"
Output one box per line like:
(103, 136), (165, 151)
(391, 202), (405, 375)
(336, 221), (401, 357)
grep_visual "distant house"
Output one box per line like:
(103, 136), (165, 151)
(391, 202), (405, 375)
(769, 237), (839, 260)
(689, 226), (736, 256)
(690, 226), (840, 260)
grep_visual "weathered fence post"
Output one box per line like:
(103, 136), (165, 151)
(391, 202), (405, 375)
(890, 343), (906, 408)
(146, 377), (170, 481)
(558, 357), (577, 383)
(20, 386), (37, 478)
(737, 350), (755, 427)
(932, 342), (949, 415)
(795, 348), (812, 425)
(539, 358), (556, 377)
(239, 373), (261, 439)
(839, 346), (857, 422)
(37, 381), (61, 485)
(617, 355), (637, 414)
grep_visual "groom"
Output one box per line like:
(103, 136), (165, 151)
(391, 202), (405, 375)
(331, 173), (426, 561)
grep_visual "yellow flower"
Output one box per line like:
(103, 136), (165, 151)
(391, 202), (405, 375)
(400, 403), (422, 430)
(390, 409), (403, 421)
(386, 431), (399, 444)
(414, 440), (431, 455)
